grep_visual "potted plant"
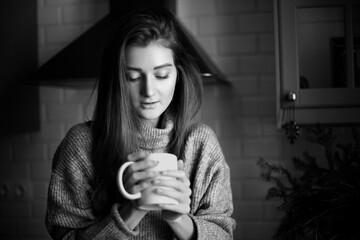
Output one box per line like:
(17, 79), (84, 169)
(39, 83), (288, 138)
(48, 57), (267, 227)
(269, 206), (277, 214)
(258, 126), (360, 240)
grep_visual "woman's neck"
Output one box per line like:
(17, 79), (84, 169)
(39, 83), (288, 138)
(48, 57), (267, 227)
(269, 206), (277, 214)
(140, 114), (164, 129)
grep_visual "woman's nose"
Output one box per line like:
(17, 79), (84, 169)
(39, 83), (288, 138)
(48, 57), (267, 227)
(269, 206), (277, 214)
(140, 76), (155, 97)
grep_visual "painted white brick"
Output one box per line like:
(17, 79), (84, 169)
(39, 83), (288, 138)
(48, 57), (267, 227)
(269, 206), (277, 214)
(261, 118), (282, 137)
(258, 75), (276, 94)
(48, 141), (61, 160)
(233, 201), (263, 220)
(202, 96), (239, 117)
(214, 56), (240, 75)
(32, 182), (49, 200)
(242, 221), (279, 240)
(40, 87), (64, 103)
(45, 24), (87, 43)
(82, 0), (108, 2)
(177, 0), (216, 16)
(237, 13), (274, 33)
(0, 163), (30, 179)
(231, 180), (242, 200)
(243, 138), (282, 157)
(2, 133), (30, 144)
(64, 88), (92, 103)
(199, 15), (237, 35)
(30, 123), (65, 141)
(242, 180), (272, 199)
(0, 219), (15, 235)
(177, 17), (199, 36)
(0, 202), (31, 218)
(219, 35), (257, 54)
(37, 0), (45, 8)
(259, 33), (274, 53)
(40, 103), (47, 123)
(233, 223), (242, 240)
(13, 143), (47, 162)
(38, 5), (61, 25)
(32, 201), (47, 219)
(217, 0), (256, 14)
(237, 55), (275, 74)
(219, 118), (261, 137)
(16, 219), (49, 237)
(219, 138), (241, 158)
(31, 163), (52, 180)
(239, 96), (276, 116)
(257, 0), (274, 12)
(47, 103), (82, 121)
(197, 36), (218, 55)
(223, 76), (258, 95)
(38, 26), (46, 45)
(228, 160), (261, 178)
(82, 103), (95, 122)
(63, 3), (108, 23)
(45, 0), (80, 5)
(38, 43), (67, 65)
(0, 144), (12, 161)
(200, 117), (219, 135)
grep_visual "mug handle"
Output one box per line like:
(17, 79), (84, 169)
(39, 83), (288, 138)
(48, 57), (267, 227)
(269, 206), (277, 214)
(117, 162), (141, 200)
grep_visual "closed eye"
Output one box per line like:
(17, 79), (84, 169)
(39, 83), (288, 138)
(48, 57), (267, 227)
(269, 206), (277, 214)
(126, 71), (142, 82)
(127, 76), (142, 82)
(156, 75), (169, 80)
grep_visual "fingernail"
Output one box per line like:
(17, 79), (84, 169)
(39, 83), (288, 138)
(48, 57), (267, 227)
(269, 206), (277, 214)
(152, 179), (160, 184)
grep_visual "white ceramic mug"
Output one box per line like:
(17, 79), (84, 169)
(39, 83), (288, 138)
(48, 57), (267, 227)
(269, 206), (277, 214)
(117, 152), (179, 210)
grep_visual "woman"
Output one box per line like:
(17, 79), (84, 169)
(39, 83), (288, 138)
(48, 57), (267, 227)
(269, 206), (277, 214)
(45, 9), (235, 239)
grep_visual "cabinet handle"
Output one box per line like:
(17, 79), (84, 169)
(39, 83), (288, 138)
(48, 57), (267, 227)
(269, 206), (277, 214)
(287, 92), (297, 102)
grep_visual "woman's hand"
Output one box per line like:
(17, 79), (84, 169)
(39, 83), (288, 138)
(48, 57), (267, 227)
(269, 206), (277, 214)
(122, 152), (160, 209)
(152, 160), (192, 222)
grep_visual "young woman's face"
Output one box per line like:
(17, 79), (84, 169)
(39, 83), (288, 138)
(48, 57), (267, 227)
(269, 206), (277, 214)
(125, 43), (177, 127)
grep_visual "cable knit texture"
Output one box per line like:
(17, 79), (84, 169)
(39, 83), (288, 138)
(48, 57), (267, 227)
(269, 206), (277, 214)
(45, 117), (235, 239)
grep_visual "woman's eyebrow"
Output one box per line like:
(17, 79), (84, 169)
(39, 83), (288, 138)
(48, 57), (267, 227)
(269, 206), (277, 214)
(126, 67), (141, 72)
(126, 63), (173, 71)
(153, 63), (173, 70)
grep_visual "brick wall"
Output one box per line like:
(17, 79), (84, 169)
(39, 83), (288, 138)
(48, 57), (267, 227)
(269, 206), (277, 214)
(177, 1), (284, 239)
(0, 0), (297, 239)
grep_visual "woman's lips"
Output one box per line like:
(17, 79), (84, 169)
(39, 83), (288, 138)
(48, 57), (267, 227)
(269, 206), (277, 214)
(140, 101), (159, 109)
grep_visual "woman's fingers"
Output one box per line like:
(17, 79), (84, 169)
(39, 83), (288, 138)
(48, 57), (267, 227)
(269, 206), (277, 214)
(152, 177), (191, 195)
(177, 159), (185, 171)
(123, 152), (160, 194)
(160, 202), (191, 215)
(158, 170), (191, 187)
(155, 186), (191, 205)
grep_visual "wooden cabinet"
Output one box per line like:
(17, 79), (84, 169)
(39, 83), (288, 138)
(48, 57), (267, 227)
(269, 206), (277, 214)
(274, 0), (360, 127)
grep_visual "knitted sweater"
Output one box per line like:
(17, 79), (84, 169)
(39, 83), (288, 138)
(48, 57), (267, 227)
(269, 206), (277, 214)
(45, 118), (235, 239)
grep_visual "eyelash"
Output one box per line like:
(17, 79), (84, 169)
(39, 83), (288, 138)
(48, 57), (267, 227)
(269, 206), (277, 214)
(127, 75), (169, 81)
(128, 76), (141, 82)
(156, 75), (169, 80)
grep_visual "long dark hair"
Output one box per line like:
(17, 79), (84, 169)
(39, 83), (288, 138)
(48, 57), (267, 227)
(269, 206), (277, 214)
(91, 9), (203, 216)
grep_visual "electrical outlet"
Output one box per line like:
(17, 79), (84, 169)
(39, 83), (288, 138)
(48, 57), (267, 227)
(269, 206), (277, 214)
(0, 180), (32, 202)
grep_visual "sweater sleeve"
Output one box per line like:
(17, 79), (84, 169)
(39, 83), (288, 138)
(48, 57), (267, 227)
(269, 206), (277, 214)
(45, 124), (138, 239)
(185, 124), (236, 240)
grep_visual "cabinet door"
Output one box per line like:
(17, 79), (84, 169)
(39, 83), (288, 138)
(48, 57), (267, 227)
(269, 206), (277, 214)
(275, 0), (360, 126)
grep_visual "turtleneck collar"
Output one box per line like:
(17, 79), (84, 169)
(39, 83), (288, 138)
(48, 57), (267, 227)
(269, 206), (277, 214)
(137, 113), (174, 151)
